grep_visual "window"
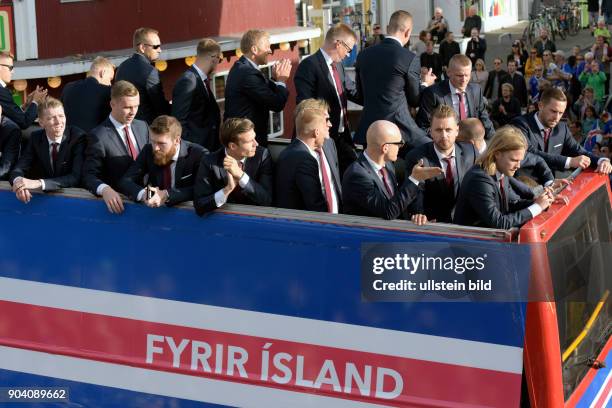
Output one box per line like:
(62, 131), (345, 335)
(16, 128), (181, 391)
(211, 61), (284, 140)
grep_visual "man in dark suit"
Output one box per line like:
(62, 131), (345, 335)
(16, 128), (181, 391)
(454, 126), (554, 229)
(0, 107), (20, 180)
(405, 105), (477, 223)
(119, 115), (205, 207)
(343, 120), (443, 221)
(294, 23), (359, 176)
(115, 27), (170, 123)
(0, 51), (47, 129)
(224, 30), (291, 146)
(417, 54), (495, 140)
(9, 98), (85, 203)
(483, 57), (509, 101)
(511, 87), (611, 177)
(275, 99), (342, 213)
(172, 38), (222, 151)
(61, 56), (114, 132)
(193, 117), (273, 215)
(83, 81), (149, 214)
(354, 10), (436, 149)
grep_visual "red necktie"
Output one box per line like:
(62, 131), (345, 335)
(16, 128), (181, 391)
(330, 63), (350, 129)
(443, 157), (454, 190)
(204, 77), (213, 99)
(457, 92), (467, 120)
(499, 176), (507, 211)
(51, 142), (59, 171)
(542, 128), (551, 151)
(162, 163), (172, 190)
(316, 148), (334, 213)
(124, 126), (138, 160)
(379, 167), (394, 197)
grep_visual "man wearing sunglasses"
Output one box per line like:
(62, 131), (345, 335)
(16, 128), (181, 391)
(172, 38), (222, 151)
(0, 51), (47, 129)
(343, 120), (443, 221)
(295, 23), (359, 176)
(116, 27), (170, 124)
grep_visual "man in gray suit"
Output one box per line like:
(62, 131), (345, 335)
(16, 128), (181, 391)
(83, 81), (149, 214)
(172, 38), (222, 151)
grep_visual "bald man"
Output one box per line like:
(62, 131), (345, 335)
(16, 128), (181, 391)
(342, 120), (443, 221)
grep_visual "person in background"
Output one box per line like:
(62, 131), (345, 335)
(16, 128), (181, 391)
(484, 57), (508, 102)
(594, 19), (612, 41)
(533, 28), (556, 57)
(413, 30), (430, 56)
(439, 31), (460, 76)
(504, 60), (528, 108)
(462, 5), (482, 37)
(457, 118), (486, 155)
(574, 86), (601, 120)
(579, 60), (607, 103)
(470, 58), (489, 90)
(507, 40), (528, 75)
(427, 7), (448, 44)
(420, 40), (443, 81)
(365, 24), (385, 48)
(525, 47), (542, 79)
(491, 83), (522, 127)
(61, 56), (114, 132)
(465, 28), (486, 67)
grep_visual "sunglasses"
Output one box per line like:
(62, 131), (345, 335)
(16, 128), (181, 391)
(143, 43), (162, 50)
(337, 40), (352, 53)
(0, 63), (13, 71)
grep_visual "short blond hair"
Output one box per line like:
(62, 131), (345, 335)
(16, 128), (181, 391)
(457, 118), (485, 143)
(431, 104), (457, 123)
(325, 23), (357, 44)
(197, 38), (221, 57)
(477, 126), (527, 175)
(294, 98), (329, 120)
(133, 27), (159, 49)
(111, 80), (139, 100)
(240, 30), (269, 55)
(449, 54), (472, 70)
(295, 102), (327, 137)
(89, 56), (114, 76)
(38, 97), (62, 118)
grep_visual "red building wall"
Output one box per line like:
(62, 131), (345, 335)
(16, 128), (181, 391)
(34, 0), (297, 59)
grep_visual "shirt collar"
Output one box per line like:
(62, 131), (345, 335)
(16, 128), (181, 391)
(245, 56), (260, 70)
(448, 81), (464, 96)
(47, 134), (64, 146)
(320, 48), (333, 66)
(363, 151), (383, 172)
(192, 63), (208, 81)
(495, 171), (504, 182)
(224, 148), (247, 164)
(297, 138), (318, 158)
(108, 114), (128, 131)
(171, 144), (180, 162)
(386, 36), (404, 47)
(0, 79), (6, 88)
(433, 144), (455, 161)
(533, 112), (547, 133)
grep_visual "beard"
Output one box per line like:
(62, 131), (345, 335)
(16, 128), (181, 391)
(153, 145), (177, 166)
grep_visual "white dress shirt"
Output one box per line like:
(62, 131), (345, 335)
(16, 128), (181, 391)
(297, 139), (339, 213)
(214, 151), (251, 208)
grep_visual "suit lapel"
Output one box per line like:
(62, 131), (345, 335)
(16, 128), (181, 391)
(466, 87), (476, 117)
(361, 155), (390, 199)
(38, 134), (54, 176)
(528, 114), (545, 151)
(442, 81), (454, 107)
(316, 51), (335, 89)
(54, 130), (72, 174)
(107, 120), (130, 156)
(174, 142), (188, 184)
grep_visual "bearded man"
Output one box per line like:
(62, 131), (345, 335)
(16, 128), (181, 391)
(119, 115), (206, 207)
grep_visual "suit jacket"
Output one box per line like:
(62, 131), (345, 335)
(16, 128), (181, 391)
(416, 80), (495, 139)
(342, 152), (419, 220)
(0, 85), (37, 129)
(0, 116), (21, 180)
(511, 113), (601, 176)
(404, 142), (477, 222)
(354, 38), (430, 148)
(275, 138), (342, 212)
(224, 56), (289, 146)
(118, 140), (206, 206)
(294, 49), (359, 174)
(115, 53), (170, 123)
(9, 126), (86, 191)
(60, 76), (111, 132)
(193, 146), (273, 215)
(82, 117), (149, 194)
(453, 165), (534, 229)
(172, 66), (221, 151)
(483, 69), (509, 100)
